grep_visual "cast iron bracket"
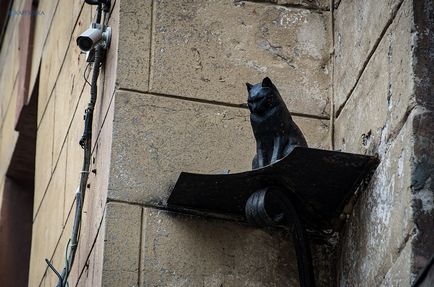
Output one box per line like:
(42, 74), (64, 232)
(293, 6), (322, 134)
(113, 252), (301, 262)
(167, 147), (379, 286)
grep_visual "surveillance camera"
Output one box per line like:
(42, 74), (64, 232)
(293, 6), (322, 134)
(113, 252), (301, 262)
(76, 23), (111, 52)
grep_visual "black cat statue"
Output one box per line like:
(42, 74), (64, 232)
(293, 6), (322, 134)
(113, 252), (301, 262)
(246, 77), (308, 169)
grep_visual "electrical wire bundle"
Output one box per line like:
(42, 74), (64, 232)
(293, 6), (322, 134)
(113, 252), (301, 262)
(45, 1), (112, 286)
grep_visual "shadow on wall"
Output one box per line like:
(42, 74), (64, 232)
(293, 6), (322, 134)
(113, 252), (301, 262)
(0, 79), (38, 287)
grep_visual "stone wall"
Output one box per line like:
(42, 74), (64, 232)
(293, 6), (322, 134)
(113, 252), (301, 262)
(0, 0), (117, 286)
(28, 0), (118, 285)
(103, 0), (332, 286)
(2, 0), (431, 286)
(334, 0), (434, 286)
(1, 0), (333, 286)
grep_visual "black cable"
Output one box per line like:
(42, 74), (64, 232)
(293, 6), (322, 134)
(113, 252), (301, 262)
(95, 3), (102, 24)
(46, 1), (109, 285)
(83, 63), (91, 87)
(55, 44), (103, 287)
(106, 0), (116, 24)
(46, 17), (105, 287)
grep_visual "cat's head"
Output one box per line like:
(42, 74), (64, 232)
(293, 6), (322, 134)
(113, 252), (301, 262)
(246, 77), (281, 115)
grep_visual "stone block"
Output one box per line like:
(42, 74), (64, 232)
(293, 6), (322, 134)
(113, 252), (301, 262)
(76, 100), (114, 279)
(61, 4), (104, 221)
(41, 213), (74, 287)
(28, 148), (66, 287)
(75, 219), (105, 287)
(70, 5), (94, 84)
(0, 1), (20, 122)
(337, 113), (415, 286)
(73, 0), (84, 21)
(109, 91), (329, 205)
(413, 0), (434, 110)
(34, 98), (54, 217)
(334, 0), (403, 110)
(61, 81), (114, 287)
(30, 0), (60, 104)
(116, 0), (152, 92)
(101, 3), (119, 116)
(52, 6), (93, 165)
(379, 240), (412, 287)
(64, 85), (89, 223)
(52, 84), (69, 170)
(151, 0), (330, 117)
(41, 197), (104, 287)
(411, 110), (434, 273)
(0, 41), (19, 123)
(139, 208), (297, 286)
(334, 0), (413, 156)
(102, 202), (142, 287)
(38, 0), (76, 124)
(52, 92), (113, 286)
(0, 95), (18, 179)
(62, 43), (110, 223)
(92, 73), (116, 153)
(334, 2), (424, 285)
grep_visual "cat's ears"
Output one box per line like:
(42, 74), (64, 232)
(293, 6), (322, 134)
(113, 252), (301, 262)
(262, 77), (273, 88)
(246, 83), (253, 91)
(246, 77), (273, 91)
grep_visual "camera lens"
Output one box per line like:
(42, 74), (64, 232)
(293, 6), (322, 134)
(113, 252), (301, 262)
(77, 37), (93, 51)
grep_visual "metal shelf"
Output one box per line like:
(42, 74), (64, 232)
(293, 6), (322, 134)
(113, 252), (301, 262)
(167, 147), (379, 287)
